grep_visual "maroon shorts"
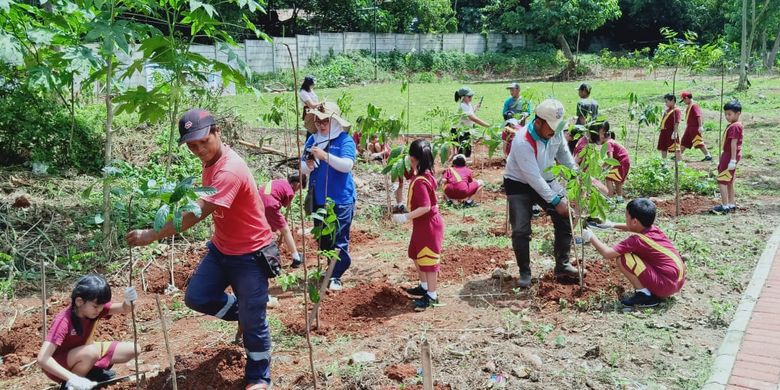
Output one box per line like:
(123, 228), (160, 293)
(606, 161), (630, 184)
(680, 127), (705, 149)
(443, 182), (480, 200)
(657, 129), (678, 152)
(618, 254), (684, 298)
(716, 157), (736, 184)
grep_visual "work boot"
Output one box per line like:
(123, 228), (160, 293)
(555, 263), (582, 279)
(517, 273), (532, 288)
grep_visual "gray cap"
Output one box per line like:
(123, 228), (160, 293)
(506, 82), (520, 90)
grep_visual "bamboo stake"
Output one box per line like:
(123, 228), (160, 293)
(154, 295), (178, 390)
(282, 43), (318, 390)
(718, 63), (725, 161)
(168, 235), (175, 289)
(127, 197), (141, 388)
(421, 339), (433, 390)
(40, 257), (46, 341)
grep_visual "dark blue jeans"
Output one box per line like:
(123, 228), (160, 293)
(184, 242), (273, 386)
(314, 202), (354, 279)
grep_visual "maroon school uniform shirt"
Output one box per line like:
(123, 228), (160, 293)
(608, 140), (630, 165)
(613, 225), (685, 286)
(44, 303), (113, 380)
(661, 107), (681, 132)
(684, 103), (702, 131)
(720, 122), (744, 163)
(407, 172), (444, 271)
(258, 180), (295, 232)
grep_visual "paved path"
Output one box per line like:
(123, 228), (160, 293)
(704, 226), (780, 390)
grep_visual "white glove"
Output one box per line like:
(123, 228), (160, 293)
(66, 376), (97, 390)
(581, 228), (595, 243)
(124, 286), (138, 305)
(391, 213), (408, 224)
(476, 180), (484, 187)
(590, 219), (616, 229)
(671, 131), (678, 140)
(728, 160), (737, 170)
(292, 252), (301, 261)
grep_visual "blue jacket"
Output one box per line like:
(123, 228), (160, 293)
(303, 132), (357, 205)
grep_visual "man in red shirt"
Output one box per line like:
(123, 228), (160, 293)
(679, 92), (713, 161)
(258, 175), (302, 267)
(126, 109), (277, 390)
(582, 198), (686, 308)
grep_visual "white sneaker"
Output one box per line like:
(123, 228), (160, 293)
(267, 296), (279, 308)
(328, 278), (343, 291)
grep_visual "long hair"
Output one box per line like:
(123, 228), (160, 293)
(453, 91), (461, 102)
(409, 139), (434, 176)
(70, 274), (112, 336)
(301, 75), (315, 92)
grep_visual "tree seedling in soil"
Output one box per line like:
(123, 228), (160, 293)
(307, 199), (340, 329)
(155, 294), (178, 390)
(626, 92), (662, 162)
(551, 120), (615, 288)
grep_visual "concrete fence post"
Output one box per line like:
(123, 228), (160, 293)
(462, 33), (467, 53)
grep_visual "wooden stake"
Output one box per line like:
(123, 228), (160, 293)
(155, 295), (178, 390)
(307, 255), (337, 329)
(168, 235), (175, 289)
(128, 197), (141, 388)
(40, 257), (46, 341)
(718, 64), (725, 161)
(421, 339), (433, 390)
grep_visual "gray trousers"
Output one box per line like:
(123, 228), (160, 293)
(507, 191), (573, 277)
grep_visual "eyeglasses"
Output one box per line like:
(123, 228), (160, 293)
(315, 118), (330, 125)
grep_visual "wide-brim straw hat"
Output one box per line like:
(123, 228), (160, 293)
(303, 102), (351, 133)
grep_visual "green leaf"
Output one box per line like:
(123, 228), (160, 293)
(181, 201), (202, 218)
(192, 186), (217, 197)
(173, 205), (183, 232)
(0, 32), (23, 65)
(81, 181), (98, 199)
(153, 204), (170, 232)
(170, 176), (196, 204)
(308, 282), (320, 303)
(0, 0), (12, 12)
(93, 214), (104, 225)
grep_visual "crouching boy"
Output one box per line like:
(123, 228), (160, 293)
(582, 198), (686, 308)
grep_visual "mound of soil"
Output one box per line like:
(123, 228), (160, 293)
(406, 247), (514, 282)
(655, 195), (718, 217)
(535, 262), (628, 308)
(385, 363), (417, 382)
(145, 247), (207, 294)
(282, 283), (414, 335)
(350, 230), (380, 245)
(112, 345), (245, 390)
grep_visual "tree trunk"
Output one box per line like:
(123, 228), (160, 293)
(767, 24), (780, 69)
(738, 0), (749, 90)
(102, 58), (114, 245)
(557, 34), (574, 62)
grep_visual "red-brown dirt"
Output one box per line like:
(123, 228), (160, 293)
(350, 229), (380, 245)
(12, 195), (30, 208)
(381, 384), (452, 390)
(655, 194), (718, 217)
(535, 261), (629, 309)
(112, 345), (246, 390)
(407, 247), (514, 282)
(145, 247), (206, 294)
(281, 282), (414, 336)
(385, 363), (417, 382)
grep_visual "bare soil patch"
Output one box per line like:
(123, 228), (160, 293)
(145, 247), (206, 294)
(405, 247), (514, 282)
(655, 194), (718, 216)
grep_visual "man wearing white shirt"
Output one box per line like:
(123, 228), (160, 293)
(504, 99), (580, 288)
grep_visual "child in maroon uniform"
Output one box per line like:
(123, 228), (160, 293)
(711, 100), (744, 214)
(441, 154), (483, 207)
(679, 92), (713, 161)
(391, 139), (445, 311)
(37, 275), (138, 390)
(658, 93), (682, 161)
(583, 198), (686, 308)
(258, 175), (303, 267)
(598, 121), (630, 203)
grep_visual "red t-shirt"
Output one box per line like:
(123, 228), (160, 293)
(608, 140), (630, 165)
(661, 107), (681, 132)
(573, 137), (588, 159)
(258, 180), (295, 231)
(44, 303), (113, 378)
(721, 122), (744, 162)
(613, 225), (685, 283)
(684, 103), (702, 130)
(202, 146), (273, 255)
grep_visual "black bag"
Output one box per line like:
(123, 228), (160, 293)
(254, 242), (282, 278)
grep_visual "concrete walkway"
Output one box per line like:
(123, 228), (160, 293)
(704, 226), (780, 390)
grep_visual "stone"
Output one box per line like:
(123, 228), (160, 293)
(491, 268), (513, 281)
(512, 366), (531, 379)
(350, 351), (376, 364)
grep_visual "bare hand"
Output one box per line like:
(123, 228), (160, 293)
(310, 147), (328, 160)
(306, 159), (316, 170)
(554, 198), (570, 217)
(125, 229), (157, 247)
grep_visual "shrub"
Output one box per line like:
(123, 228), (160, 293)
(625, 157), (716, 197)
(0, 68), (104, 172)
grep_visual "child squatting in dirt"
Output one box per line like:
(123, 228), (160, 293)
(581, 198), (687, 308)
(441, 154), (483, 208)
(37, 274), (139, 390)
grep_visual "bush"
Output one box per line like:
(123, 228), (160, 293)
(596, 48), (653, 69)
(625, 157), (716, 197)
(0, 68), (104, 172)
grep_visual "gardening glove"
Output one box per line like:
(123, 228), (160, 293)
(589, 219), (616, 230)
(292, 252), (301, 262)
(728, 160), (737, 170)
(391, 213), (408, 224)
(124, 286), (138, 305)
(581, 228), (595, 244)
(66, 376), (96, 390)
(476, 180), (484, 187)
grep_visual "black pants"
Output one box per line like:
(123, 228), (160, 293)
(505, 179), (572, 276)
(451, 127), (472, 157)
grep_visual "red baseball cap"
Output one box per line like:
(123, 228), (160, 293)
(680, 91), (693, 99)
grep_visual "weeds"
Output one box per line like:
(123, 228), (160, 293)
(707, 299), (734, 328)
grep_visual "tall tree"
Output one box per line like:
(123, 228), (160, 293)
(738, 0), (749, 90)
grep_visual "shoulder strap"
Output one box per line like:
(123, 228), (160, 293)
(263, 181), (273, 195)
(407, 175), (432, 210)
(524, 130), (538, 158)
(635, 233), (685, 281)
(448, 167), (462, 183)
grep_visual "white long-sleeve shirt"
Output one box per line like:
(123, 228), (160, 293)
(504, 122), (576, 204)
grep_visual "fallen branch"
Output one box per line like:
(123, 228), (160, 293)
(237, 140), (290, 158)
(421, 339), (433, 390)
